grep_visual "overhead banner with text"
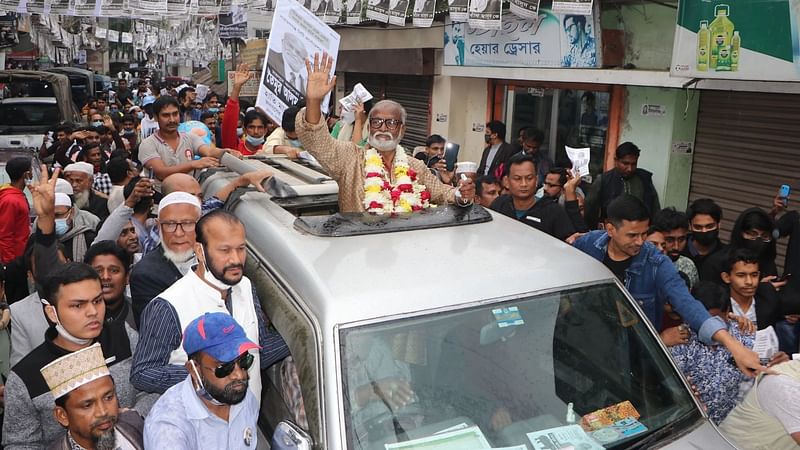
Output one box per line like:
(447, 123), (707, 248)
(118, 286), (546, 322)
(443, 6), (600, 68)
(671, 0), (800, 81)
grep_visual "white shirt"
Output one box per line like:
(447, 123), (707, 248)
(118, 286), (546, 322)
(484, 143), (501, 175)
(731, 296), (757, 326)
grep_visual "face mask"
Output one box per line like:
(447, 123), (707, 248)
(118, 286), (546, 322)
(245, 135), (265, 147)
(288, 138), (302, 148)
(123, 129), (135, 135)
(200, 244), (236, 291)
(190, 360), (225, 406)
(484, 134), (492, 144)
(742, 238), (767, 255)
(41, 298), (93, 346)
(55, 218), (69, 236)
(692, 229), (718, 247)
(91, 121), (103, 127)
(207, 107), (219, 114)
(236, 128), (244, 137)
(137, 111), (144, 120)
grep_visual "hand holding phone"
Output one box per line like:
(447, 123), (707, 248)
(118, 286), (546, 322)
(779, 184), (791, 207)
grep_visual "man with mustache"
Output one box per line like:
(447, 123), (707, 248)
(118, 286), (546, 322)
(296, 53), (475, 213)
(143, 313), (260, 449)
(131, 209), (289, 399)
(42, 344), (145, 450)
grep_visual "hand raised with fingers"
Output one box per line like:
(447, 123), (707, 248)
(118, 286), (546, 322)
(304, 52), (337, 102)
(233, 63), (253, 88)
(30, 164), (60, 220)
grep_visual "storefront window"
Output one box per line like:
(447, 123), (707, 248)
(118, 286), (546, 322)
(506, 86), (610, 181)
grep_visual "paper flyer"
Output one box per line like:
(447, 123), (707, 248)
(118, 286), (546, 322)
(553, 0), (593, 15)
(412, 0), (434, 27)
(527, 425), (604, 450)
(468, 0), (502, 30)
(366, 0), (389, 23)
(509, 0), (540, 20)
(346, 0), (362, 23)
(447, 0), (467, 22)
(384, 425), (492, 449)
(565, 146), (590, 177)
(387, 0), (409, 26)
(753, 326), (780, 361)
(257, 0), (340, 124)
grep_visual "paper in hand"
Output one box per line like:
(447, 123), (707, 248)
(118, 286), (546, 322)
(753, 326), (780, 361)
(339, 83), (373, 123)
(566, 146), (591, 177)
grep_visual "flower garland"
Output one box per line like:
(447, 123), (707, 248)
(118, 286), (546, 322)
(363, 148), (432, 214)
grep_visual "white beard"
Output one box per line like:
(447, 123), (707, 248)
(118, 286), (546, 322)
(162, 246), (196, 274)
(73, 190), (90, 209)
(369, 131), (401, 152)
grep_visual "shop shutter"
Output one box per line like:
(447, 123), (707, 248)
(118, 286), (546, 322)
(345, 73), (432, 150)
(689, 90), (800, 270)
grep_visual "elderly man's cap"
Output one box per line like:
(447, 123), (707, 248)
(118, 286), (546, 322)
(63, 162), (94, 177)
(40, 343), (111, 399)
(157, 191), (201, 215)
(55, 178), (73, 195)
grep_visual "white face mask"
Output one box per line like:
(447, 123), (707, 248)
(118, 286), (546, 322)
(199, 244), (236, 291)
(190, 360), (225, 406)
(41, 298), (92, 346)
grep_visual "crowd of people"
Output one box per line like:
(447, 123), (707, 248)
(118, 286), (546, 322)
(0, 55), (797, 449)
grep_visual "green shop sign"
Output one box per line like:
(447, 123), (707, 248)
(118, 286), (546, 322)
(671, 0), (800, 81)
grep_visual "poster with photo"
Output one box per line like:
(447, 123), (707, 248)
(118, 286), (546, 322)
(365, 0), (389, 23)
(559, 12), (596, 67)
(25, 0), (49, 15)
(345, 0), (362, 23)
(135, 0), (166, 11)
(256, 0), (340, 124)
(387, 0), (408, 25)
(468, 0), (501, 30)
(448, 0), (466, 21)
(99, 0), (125, 16)
(107, 29), (119, 42)
(552, 0), (592, 15)
(509, 0), (539, 20)
(412, 0), (434, 27)
(50, 0), (71, 13)
(218, 5), (248, 39)
(72, 0), (98, 16)
(0, 0), (20, 13)
(323, 0), (341, 24)
(0, 14), (18, 49)
(197, 0), (220, 14)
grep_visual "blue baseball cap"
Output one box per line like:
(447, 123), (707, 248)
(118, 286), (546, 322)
(142, 95), (156, 107)
(183, 312), (260, 363)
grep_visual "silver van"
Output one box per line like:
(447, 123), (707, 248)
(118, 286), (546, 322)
(201, 156), (737, 450)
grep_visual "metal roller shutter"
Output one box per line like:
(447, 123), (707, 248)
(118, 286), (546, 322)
(345, 73), (432, 150)
(689, 90), (800, 270)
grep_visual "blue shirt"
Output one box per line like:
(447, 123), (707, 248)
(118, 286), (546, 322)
(144, 375), (259, 450)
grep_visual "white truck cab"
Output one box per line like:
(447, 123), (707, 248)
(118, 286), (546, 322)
(200, 155), (738, 450)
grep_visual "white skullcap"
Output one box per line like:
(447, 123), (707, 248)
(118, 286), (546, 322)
(455, 161), (479, 174)
(63, 162), (94, 177)
(55, 178), (73, 195)
(55, 193), (72, 208)
(246, 107), (255, 113)
(158, 191), (201, 216)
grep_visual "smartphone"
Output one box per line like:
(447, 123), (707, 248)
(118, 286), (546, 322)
(779, 184), (791, 207)
(775, 273), (792, 283)
(444, 142), (460, 172)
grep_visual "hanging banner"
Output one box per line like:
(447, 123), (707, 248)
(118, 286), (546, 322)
(448, 0), (467, 22)
(387, 0), (408, 25)
(468, 0), (502, 30)
(671, 0), (800, 81)
(25, 0), (50, 15)
(365, 0), (389, 23)
(49, 0), (70, 13)
(218, 5), (248, 39)
(444, 7), (600, 68)
(0, 14), (18, 49)
(345, 0), (362, 24)
(552, 0), (591, 15)
(107, 29), (119, 42)
(412, 0), (433, 27)
(323, 0), (341, 23)
(509, 0), (539, 20)
(0, 0), (20, 13)
(197, 0), (220, 14)
(256, 0), (340, 124)
(100, 0), (125, 16)
(167, 0), (189, 14)
(73, 0), (98, 15)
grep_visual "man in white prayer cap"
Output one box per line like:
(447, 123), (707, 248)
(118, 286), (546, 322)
(63, 162), (110, 222)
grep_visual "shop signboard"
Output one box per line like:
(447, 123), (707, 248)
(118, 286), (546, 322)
(671, 0), (800, 81)
(443, 4), (600, 68)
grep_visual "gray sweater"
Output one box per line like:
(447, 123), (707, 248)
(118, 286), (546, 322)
(2, 322), (155, 449)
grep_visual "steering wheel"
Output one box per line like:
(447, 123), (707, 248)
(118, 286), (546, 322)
(362, 403), (425, 443)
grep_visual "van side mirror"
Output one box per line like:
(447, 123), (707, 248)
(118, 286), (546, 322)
(271, 421), (312, 450)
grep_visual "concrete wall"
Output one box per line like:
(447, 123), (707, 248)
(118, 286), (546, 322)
(618, 86), (699, 210)
(600, 2), (678, 70)
(429, 75), (490, 164)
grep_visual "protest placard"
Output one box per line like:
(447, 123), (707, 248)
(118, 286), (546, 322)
(256, 0), (340, 124)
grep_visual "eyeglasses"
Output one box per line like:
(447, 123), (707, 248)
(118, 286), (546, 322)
(213, 352), (254, 378)
(369, 118), (402, 130)
(160, 221), (196, 233)
(743, 230), (772, 243)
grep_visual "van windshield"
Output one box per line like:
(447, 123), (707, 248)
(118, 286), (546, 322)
(339, 283), (700, 450)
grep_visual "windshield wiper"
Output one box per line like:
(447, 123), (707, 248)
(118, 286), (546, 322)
(627, 409), (698, 450)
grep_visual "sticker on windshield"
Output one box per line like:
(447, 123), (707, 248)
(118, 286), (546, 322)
(492, 306), (524, 328)
(526, 425), (604, 450)
(590, 418), (648, 445)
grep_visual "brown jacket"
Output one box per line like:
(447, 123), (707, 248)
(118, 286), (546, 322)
(47, 410), (145, 450)
(296, 108), (456, 213)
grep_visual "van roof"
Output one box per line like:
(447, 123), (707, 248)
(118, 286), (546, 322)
(215, 178), (614, 328)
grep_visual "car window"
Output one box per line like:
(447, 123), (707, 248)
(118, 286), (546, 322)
(339, 283), (699, 450)
(0, 102), (60, 128)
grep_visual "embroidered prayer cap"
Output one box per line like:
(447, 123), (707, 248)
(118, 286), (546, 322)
(157, 191), (201, 216)
(183, 312), (260, 363)
(63, 162), (94, 177)
(455, 161), (478, 174)
(55, 193), (72, 208)
(40, 343), (111, 399)
(55, 178), (74, 195)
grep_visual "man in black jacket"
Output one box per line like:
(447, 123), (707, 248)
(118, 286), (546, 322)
(721, 248), (784, 332)
(477, 120), (515, 179)
(585, 142), (660, 228)
(490, 153), (575, 241)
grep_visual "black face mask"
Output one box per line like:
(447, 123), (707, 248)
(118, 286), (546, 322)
(742, 238), (767, 256)
(692, 229), (718, 247)
(484, 134), (492, 144)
